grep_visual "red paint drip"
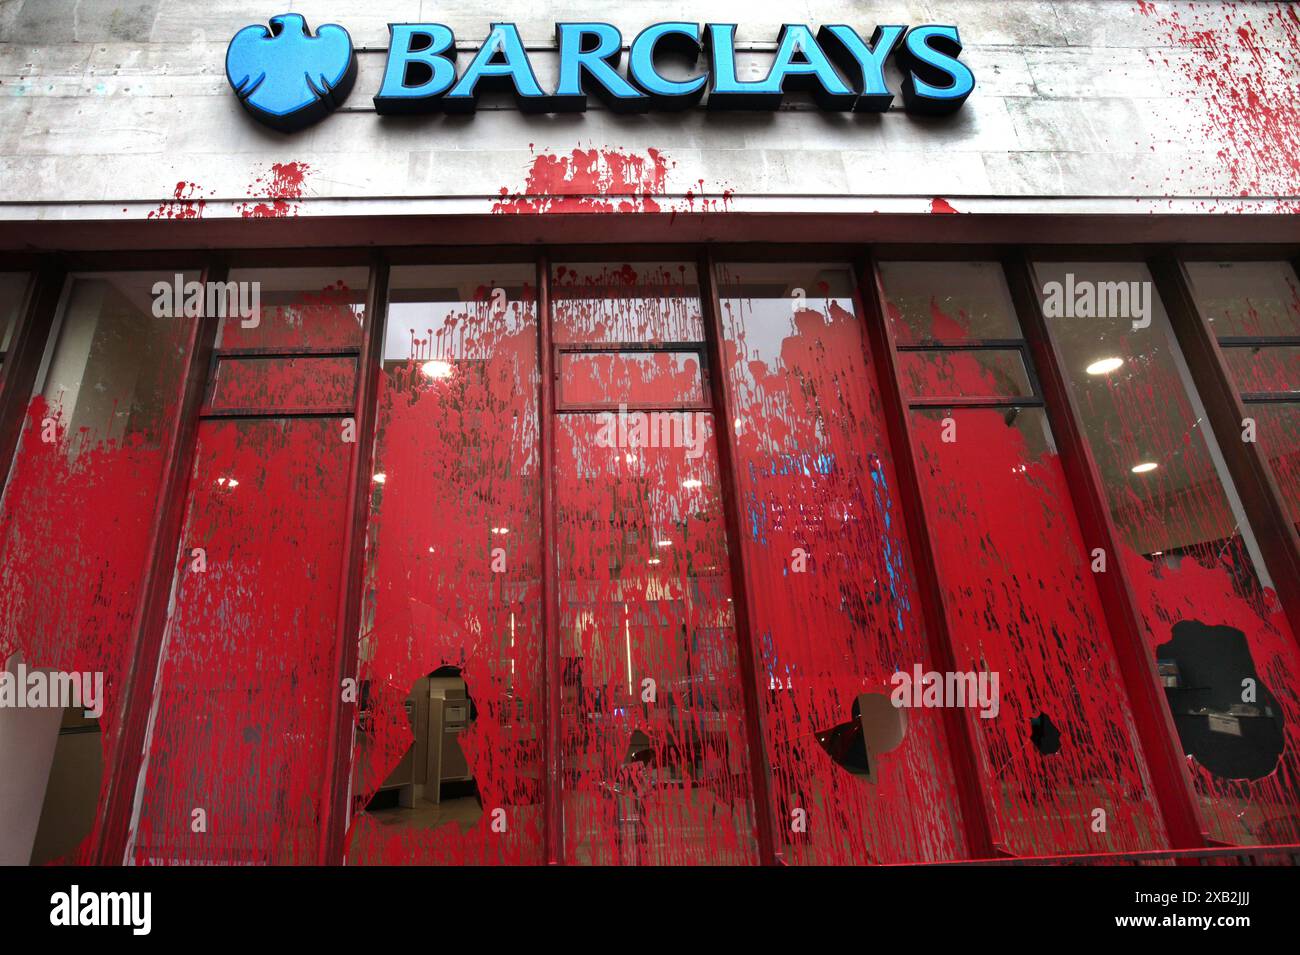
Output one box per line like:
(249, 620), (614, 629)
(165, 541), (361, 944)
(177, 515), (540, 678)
(719, 284), (970, 863)
(132, 416), (351, 864)
(346, 284), (545, 864)
(930, 198), (960, 214)
(494, 147), (671, 214)
(147, 181), (207, 220)
(492, 147), (734, 216)
(0, 391), (179, 863)
(238, 161), (312, 218)
(1135, 2), (1300, 210)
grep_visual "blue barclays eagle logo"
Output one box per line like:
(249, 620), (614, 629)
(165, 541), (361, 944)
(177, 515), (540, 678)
(226, 14), (356, 132)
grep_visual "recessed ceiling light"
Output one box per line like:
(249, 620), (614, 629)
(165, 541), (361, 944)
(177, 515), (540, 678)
(491, 527), (510, 535)
(1086, 357), (1124, 375)
(1131, 461), (1158, 474)
(647, 557), (662, 565)
(657, 540), (672, 548)
(421, 359), (453, 379)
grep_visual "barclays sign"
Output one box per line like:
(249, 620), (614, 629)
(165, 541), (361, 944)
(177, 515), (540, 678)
(226, 14), (975, 132)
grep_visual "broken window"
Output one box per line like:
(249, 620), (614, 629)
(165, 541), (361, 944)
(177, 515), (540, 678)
(716, 263), (967, 864)
(881, 260), (1167, 856)
(346, 265), (543, 865)
(1038, 260), (1300, 847)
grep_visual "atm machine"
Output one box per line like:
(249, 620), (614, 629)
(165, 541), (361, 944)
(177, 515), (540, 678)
(426, 676), (473, 803)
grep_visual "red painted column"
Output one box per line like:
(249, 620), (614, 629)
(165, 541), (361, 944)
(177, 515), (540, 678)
(698, 250), (780, 866)
(537, 254), (563, 865)
(319, 254), (390, 864)
(97, 259), (224, 864)
(853, 255), (1000, 860)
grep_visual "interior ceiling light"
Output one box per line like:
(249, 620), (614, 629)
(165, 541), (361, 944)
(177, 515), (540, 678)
(421, 359), (453, 379)
(1131, 461), (1158, 474)
(1085, 357), (1124, 375)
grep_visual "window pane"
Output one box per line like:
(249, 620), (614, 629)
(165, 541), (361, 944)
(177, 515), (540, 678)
(1253, 403), (1300, 533)
(218, 267), (367, 350)
(131, 417), (350, 864)
(554, 268), (756, 865)
(347, 264), (543, 865)
(896, 348), (1034, 400)
(551, 263), (704, 344)
(0, 271), (194, 863)
(718, 263), (969, 863)
(1184, 261), (1300, 531)
(559, 351), (705, 408)
(1038, 261), (1300, 847)
(881, 261), (1170, 856)
(555, 414), (756, 864)
(879, 261), (1022, 342)
(1219, 345), (1299, 396)
(1, 271), (30, 354)
(1185, 261), (1300, 338)
(910, 403), (1168, 855)
(209, 355), (356, 412)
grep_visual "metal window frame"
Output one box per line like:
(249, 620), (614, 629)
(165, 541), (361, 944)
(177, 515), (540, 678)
(893, 339), (1046, 410)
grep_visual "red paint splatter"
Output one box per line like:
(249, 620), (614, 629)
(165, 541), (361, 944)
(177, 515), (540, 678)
(217, 280), (361, 351)
(1041, 261), (1300, 846)
(1136, 2), (1300, 211)
(718, 274), (969, 863)
(209, 356), (356, 413)
(930, 198), (960, 214)
(345, 275), (545, 864)
(0, 342), (187, 862)
(492, 147), (734, 217)
(131, 416), (351, 863)
(551, 264), (756, 863)
(494, 147), (671, 214)
(238, 161), (312, 219)
(147, 181), (207, 220)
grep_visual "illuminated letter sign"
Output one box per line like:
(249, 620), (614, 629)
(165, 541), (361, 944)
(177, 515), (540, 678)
(227, 14), (975, 130)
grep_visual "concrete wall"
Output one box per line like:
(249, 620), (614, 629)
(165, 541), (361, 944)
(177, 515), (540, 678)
(0, 1), (1297, 225)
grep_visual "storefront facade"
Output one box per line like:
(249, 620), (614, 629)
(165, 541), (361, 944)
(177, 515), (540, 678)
(0, 0), (1298, 866)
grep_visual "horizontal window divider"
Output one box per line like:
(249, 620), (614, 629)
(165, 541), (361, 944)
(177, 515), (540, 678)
(908, 397), (1046, 410)
(1217, 336), (1300, 348)
(895, 339), (1029, 351)
(198, 406), (356, 420)
(214, 347), (362, 360)
(553, 341), (706, 354)
(1240, 392), (1300, 404)
(556, 401), (713, 415)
